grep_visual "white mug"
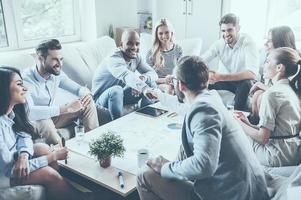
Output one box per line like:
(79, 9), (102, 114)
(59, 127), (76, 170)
(137, 148), (149, 168)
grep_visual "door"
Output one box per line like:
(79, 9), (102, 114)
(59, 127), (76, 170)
(185, 0), (222, 50)
(153, 0), (222, 51)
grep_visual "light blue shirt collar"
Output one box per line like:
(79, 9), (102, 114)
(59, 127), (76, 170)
(33, 66), (54, 83)
(0, 112), (15, 127)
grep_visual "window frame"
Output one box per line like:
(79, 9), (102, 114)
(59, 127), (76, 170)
(0, 0), (81, 51)
(223, 0), (301, 46)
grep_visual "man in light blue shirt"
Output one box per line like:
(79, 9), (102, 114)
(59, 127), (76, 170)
(92, 30), (158, 120)
(137, 56), (268, 200)
(23, 39), (99, 145)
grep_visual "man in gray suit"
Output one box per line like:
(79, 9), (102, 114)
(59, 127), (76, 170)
(137, 56), (269, 200)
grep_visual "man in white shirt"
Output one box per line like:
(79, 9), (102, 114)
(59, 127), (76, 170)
(201, 13), (259, 111)
(23, 39), (99, 145)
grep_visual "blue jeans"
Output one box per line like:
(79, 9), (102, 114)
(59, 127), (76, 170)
(95, 85), (153, 120)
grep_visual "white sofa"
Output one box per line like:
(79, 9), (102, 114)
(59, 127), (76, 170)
(0, 34), (203, 200)
(0, 37), (118, 200)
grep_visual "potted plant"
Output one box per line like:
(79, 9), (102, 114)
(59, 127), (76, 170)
(89, 131), (126, 168)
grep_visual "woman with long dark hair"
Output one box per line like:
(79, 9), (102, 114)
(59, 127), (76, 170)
(0, 66), (87, 200)
(249, 26), (297, 123)
(235, 47), (301, 167)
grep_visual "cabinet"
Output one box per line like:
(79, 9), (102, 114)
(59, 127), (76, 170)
(152, 0), (222, 52)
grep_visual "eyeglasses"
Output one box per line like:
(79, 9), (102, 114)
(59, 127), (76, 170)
(171, 77), (178, 86)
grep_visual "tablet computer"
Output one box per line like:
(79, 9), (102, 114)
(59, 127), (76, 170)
(136, 106), (168, 117)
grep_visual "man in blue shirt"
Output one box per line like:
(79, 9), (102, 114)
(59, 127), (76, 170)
(92, 30), (158, 120)
(23, 39), (99, 145)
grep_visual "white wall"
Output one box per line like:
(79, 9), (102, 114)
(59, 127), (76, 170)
(95, 0), (138, 37)
(153, 0), (222, 53)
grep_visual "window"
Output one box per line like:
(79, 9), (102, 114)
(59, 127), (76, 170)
(0, 1), (8, 48)
(225, 0), (301, 48)
(0, 0), (80, 50)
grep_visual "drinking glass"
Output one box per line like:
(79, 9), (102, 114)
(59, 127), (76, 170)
(75, 125), (85, 145)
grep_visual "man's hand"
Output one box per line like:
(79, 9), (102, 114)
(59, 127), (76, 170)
(13, 153), (29, 179)
(209, 70), (221, 84)
(60, 100), (83, 114)
(147, 156), (169, 174)
(80, 94), (92, 108)
(143, 87), (158, 100)
(132, 88), (141, 97)
(139, 75), (148, 82)
(165, 75), (174, 85)
(249, 82), (268, 95)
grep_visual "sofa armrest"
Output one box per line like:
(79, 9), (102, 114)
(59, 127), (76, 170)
(0, 185), (46, 200)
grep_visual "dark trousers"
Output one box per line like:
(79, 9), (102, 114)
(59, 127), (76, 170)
(208, 79), (254, 111)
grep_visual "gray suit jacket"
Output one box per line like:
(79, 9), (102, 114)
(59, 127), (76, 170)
(161, 90), (269, 200)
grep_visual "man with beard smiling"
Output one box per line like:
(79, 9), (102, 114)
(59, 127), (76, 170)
(137, 56), (268, 200)
(201, 13), (258, 111)
(22, 39), (99, 145)
(92, 30), (158, 120)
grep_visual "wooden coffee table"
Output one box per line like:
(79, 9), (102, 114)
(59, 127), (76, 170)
(59, 104), (183, 197)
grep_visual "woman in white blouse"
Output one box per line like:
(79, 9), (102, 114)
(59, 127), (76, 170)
(235, 47), (301, 167)
(0, 67), (86, 200)
(249, 26), (297, 124)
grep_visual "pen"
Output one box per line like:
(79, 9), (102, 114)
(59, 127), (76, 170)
(117, 171), (124, 188)
(167, 112), (177, 118)
(61, 137), (67, 164)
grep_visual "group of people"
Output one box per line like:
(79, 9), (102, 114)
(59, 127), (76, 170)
(1, 11), (301, 200)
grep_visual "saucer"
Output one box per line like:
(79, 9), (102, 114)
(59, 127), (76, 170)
(167, 123), (182, 130)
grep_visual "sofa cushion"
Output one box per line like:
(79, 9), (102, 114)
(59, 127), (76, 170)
(177, 37), (203, 56)
(216, 90), (235, 107)
(139, 33), (203, 59)
(0, 185), (46, 200)
(0, 53), (35, 70)
(62, 36), (117, 89)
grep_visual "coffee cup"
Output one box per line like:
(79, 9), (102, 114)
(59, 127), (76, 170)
(137, 149), (149, 168)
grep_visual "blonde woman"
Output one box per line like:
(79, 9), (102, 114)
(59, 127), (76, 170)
(146, 18), (183, 93)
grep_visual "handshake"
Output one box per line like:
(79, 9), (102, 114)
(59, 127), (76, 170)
(142, 87), (159, 101)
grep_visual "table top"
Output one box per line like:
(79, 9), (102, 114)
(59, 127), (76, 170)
(59, 104), (183, 196)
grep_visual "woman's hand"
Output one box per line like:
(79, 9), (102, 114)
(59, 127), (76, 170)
(249, 82), (267, 94)
(53, 147), (68, 161)
(13, 153), (29, 179)
(234, 111), (251, 126)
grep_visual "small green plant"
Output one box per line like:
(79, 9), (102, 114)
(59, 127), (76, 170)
(89, 131), (125, 162)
